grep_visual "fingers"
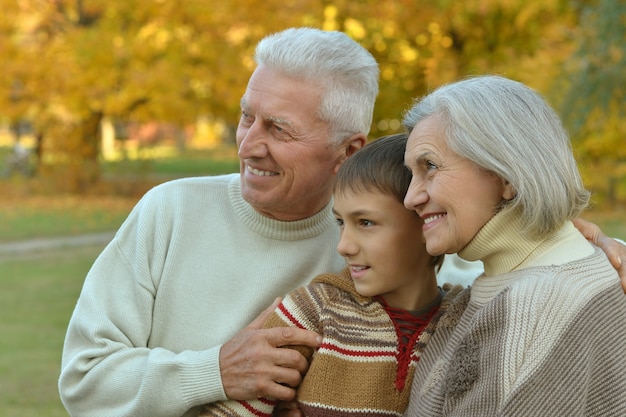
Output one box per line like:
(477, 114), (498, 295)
(266, 326), (322, 350)
(573, 217), (626, 293)
(220, 329), (302, 401)
(572, 217), (601, 243)
(603, 237), (626, 293)
(594, 232), (626, 293)
(219, 325), (320, 401)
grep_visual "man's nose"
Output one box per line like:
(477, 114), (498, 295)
(237, 122), (268, 159)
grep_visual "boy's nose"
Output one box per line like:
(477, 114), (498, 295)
(337, 230), (358, 257)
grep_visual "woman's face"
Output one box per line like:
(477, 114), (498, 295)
(404, 116), (514, 256)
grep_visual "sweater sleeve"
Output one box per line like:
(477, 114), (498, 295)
(58, 191), (228, 417)
(499, 281), (626, 416)
(197, 284), (325, 417)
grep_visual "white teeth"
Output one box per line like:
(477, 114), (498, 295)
(424, 214), (444, 224)
(248, 166), (276, 177)
(352, 266), (368, 271)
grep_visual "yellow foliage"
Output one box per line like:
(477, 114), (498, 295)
(1, 0), (622, 204)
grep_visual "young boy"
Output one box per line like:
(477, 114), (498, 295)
(200, 134), (463, 417)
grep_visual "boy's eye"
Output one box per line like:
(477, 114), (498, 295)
(359, 219), (374, 227)
(335, 218), (344, 227)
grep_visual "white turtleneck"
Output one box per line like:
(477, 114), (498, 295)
(459, 207), (594, 306)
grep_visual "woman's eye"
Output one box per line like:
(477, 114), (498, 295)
(426, 160), (438, 170)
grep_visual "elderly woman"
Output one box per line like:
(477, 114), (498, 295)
(402, 75), (626, 416)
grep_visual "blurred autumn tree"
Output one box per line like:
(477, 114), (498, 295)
(0, 0), (623, 203)
(0, 0), (287, 190)
(558, 0), (626, 206)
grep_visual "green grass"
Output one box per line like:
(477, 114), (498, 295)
(1, 144), (241, 179)
(102, 146), (240, 177)
(1, 145), (241, 241)
(0, 246), (103, 417)
(0, 196), (136, 242)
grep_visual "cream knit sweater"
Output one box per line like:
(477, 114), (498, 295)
(59, 174), (346, 417)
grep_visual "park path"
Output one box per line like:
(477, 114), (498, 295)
(0, 231), (115, 259)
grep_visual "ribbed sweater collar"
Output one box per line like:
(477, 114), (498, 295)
(458, 207), (545, 277)
(459, 207), (580, 305)
(228, 176), (336, 241)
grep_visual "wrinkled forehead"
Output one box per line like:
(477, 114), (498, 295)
(405, 117), (450, 158)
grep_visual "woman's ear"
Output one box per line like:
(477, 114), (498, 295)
(502, 179), (516, 201)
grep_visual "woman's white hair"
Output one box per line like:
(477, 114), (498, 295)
(403, 75), (590, 239)
(255, 27), (379, 144)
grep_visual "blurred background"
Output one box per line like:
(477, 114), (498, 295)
(0, 0), (624, 415)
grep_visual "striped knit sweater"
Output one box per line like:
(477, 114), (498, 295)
(200, 268), (463, 417)
(405, 211), (626, 416)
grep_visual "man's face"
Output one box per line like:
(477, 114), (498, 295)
(236, 66), (351, 221)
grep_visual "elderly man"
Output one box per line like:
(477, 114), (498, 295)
(59, 27), (626, 417)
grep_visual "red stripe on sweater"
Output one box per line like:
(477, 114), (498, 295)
(320, 342), (396, 358)
(240, 401), (272, 417)
(278, 303), (306, 329)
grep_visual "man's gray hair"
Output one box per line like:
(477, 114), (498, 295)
(403, 75), (590, 239)
(255, 27), (379, 144)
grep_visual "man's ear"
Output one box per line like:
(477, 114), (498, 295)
(333, 134), (366, 174)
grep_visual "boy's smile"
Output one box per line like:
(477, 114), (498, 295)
(333, 189), (439, 310)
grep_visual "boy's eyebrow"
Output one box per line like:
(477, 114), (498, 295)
(332, 207), (378, 217)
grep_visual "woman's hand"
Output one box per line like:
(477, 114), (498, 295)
(573, 218), (626, 293)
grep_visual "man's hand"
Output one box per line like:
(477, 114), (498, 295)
(573, 218), (626, 293)
(219, 298), (322, 401)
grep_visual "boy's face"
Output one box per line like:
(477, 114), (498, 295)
(333, 188), (435, 310)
